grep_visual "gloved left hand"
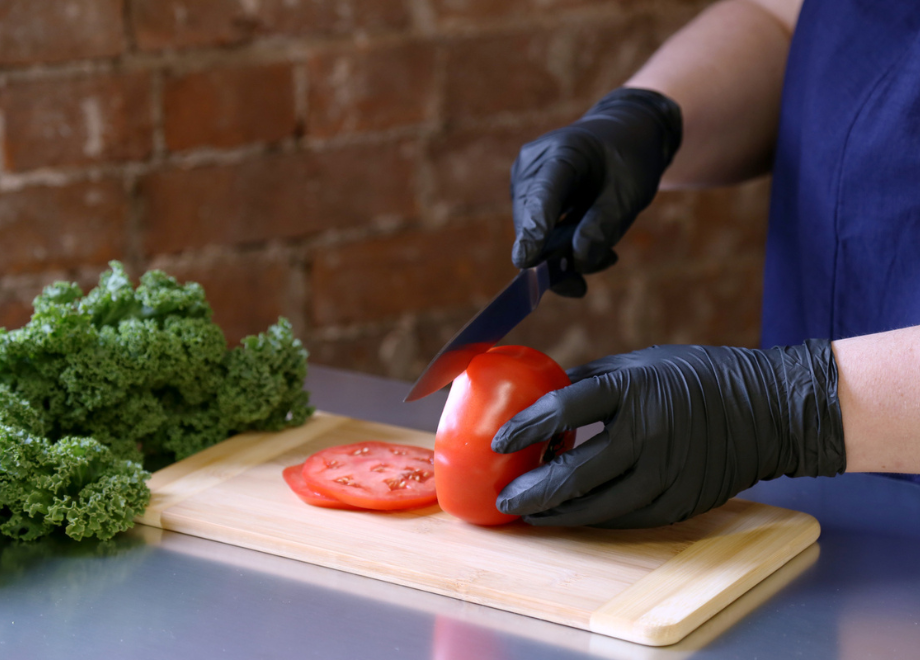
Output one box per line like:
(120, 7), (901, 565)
(492, 340), (847, 528)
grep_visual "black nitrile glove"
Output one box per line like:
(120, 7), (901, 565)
(510, 88), (682, 297)
(492, 340), (846, 528)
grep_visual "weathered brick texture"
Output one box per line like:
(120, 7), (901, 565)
(0, 0), (124, 66)
(163, 63), (297, 151)
(1, 72), (153, 171)
(306, 41), (438, 137)
(0, 0), (771, 383)
(140, 141), (418, 255)
(0, 181), (128, 275)
(428, 118), (577, 214)
(312, 214), (516, 326)
(131, 0), (410, 52)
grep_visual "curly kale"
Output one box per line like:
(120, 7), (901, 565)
(0, 262), (313, 541)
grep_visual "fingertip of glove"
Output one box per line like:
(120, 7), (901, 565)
(491, 425), (517, 454)
(511, 239), (537, 269)
(495, 494), (515, 515)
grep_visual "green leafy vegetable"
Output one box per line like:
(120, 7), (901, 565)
(0, 262), (313, 541)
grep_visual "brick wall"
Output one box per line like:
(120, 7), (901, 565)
(0, 0), (771, 381)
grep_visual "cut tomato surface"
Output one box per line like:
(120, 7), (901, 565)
(301, 441), (438, 511)
(283, 463), (363, 510)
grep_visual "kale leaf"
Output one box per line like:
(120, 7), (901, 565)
(0, 262), (313, 541)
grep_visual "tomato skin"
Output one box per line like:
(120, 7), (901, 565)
(434, 345), (575, 526)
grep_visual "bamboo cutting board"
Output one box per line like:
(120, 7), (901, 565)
(135, 412), (819, 647)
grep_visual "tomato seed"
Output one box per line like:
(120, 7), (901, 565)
(370, 463), (390, 472)
(334, 475), (362, 488)
(388, 448), (408, 455)
(400, 468), (433, 483)
(384, 478), (408, 490)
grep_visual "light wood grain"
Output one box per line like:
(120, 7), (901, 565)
(131, 524), (819, 660)
(135, 413), (819, 646)
(137, 412), (350, 526)
(589, 500), (819, 645)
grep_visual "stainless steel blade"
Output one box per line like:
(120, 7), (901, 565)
(403, 262), (552, 402)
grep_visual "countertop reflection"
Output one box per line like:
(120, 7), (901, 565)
(2, 365), (919, 660)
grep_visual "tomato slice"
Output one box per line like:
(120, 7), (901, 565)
(283, 463), (363, 510)
(301, 441), (438, 511)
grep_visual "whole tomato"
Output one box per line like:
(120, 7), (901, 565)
(434, 345), (576, 526)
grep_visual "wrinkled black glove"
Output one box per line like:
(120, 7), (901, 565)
(492, 340), (846, 528)
(510, 88), (682, 297)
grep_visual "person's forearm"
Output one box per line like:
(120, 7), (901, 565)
(626, 0), (802, 188)
(833, 326), (920, 474)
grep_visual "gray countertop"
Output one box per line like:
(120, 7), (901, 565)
(2, 365), (920, 659)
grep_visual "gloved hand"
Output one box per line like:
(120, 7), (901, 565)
(492, 340), (846, 528)
(510, 88), (682, 297)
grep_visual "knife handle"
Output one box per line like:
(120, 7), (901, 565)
(540, 223), (580, 290)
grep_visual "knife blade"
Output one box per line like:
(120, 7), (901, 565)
(404, 225), (578, 402)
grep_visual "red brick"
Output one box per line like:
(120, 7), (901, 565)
(307, 331), (393, 376)
(431, 0), (530, 25)
(445, 31), (566, 121)
(0, 0), (124, 66)
(311, 214), (516, 326)
(443, 11), (692, 124)
(431, 0), (627, 26)
(502, 260), (763, 372)
(307, 41), (437, 138)
(163, 63), (297, 152)
(428, 117), (577, 214)
(684, 180), (770, 262)
(639, 262), (764, 348)
(255, 0), (410, 37)
(1, 72), (153, 172)
(614, 182), (770, 272)
(0, 181), (128, 276)
(148, 251), (304, 346)
(0, 296), (32, 331)
(131, 0), (248, 51)
(140, 141), (418, 255)
(131, 0), (409, 52)
(307, 307), (481, 378)
(566, 17), (663, 101)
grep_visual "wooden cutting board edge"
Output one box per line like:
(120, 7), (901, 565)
(133, 411), (821, 647)
(588, 503), (819, 645)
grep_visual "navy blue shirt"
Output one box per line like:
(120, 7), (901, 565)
(762, 0), (920, 347)
(762, 0), (920, 483)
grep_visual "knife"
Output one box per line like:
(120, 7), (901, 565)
(404, 224), (579, 402)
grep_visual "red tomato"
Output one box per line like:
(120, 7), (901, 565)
(434, 345), (576, 526)
(301, 441), (438, 511)
(282, 463), (363, 510)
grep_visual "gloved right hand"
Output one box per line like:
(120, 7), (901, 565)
(510, 88), (682, 297)
(492, 340), (847, 529)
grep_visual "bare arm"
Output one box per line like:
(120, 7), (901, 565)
(833, 327), (920, 474)
(627, 0), (804, 188)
